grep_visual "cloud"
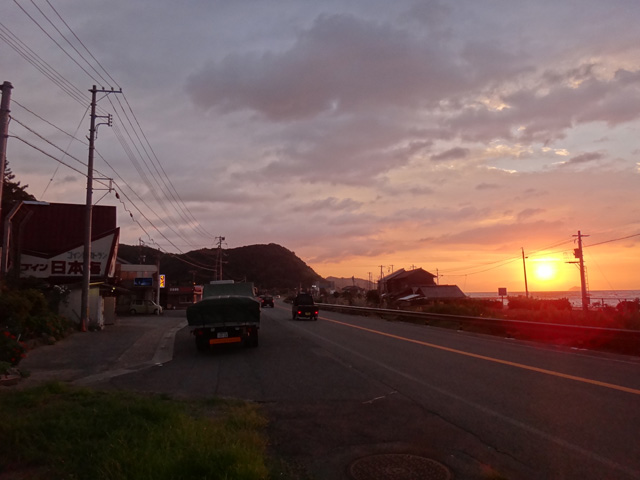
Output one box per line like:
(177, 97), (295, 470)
(431, 147), (470, 162)
(517, 208), (545, 221)
(430, 220), (566, 247)
(185, 12), (524, 121)
(476, 183), (501, 190)
(291, 197), (362, 213)
(564, 152), (604, 166)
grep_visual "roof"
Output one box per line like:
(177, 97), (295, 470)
(380, 268), (406, 282)
(416, 285), (466, 299)
(381, 267), (436, 282)
(397, 293), (422, 302)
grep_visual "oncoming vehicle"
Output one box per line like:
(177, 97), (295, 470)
(129, 299), (163, 315)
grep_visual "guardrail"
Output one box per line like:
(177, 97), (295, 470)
(316, 303), (640, 356)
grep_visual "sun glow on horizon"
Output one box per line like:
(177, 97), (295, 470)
(527, 258), (573, 290)
(534, 261), (556, 281)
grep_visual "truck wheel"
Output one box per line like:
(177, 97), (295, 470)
(129, 309), (136, 315)
(195, 337), (209, 352)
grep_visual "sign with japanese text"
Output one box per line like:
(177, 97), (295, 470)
(19, 230), (119, 280)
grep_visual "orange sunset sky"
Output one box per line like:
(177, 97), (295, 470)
(2, 1), (639, 292)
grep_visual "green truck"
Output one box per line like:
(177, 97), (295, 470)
(187, 281), (260, 351)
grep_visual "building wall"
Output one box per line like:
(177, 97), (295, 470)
(59, 286), (104, 328)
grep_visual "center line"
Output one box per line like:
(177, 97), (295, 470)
(324, 318), (640, 396)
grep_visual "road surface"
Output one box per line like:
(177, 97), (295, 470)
(105, 302), (640, 480)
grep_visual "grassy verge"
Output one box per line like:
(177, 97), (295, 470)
(0, 382), (288, 480)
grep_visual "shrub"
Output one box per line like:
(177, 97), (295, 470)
(0, 330), (27, 366)
(508, 296), (572, 311)
(0, 282), (74, 367)
(366, 289), (380, 306)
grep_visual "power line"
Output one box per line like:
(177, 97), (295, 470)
(27, 0), (112, 86)
(586, 232), (640, 248)
(11, 0), (106, 86)
(5, 4), (216, 252)
(42, 0), (120, 87)
(0, 23), (87, 106)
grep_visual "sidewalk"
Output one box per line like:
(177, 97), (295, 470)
(12, 313), (187, 389)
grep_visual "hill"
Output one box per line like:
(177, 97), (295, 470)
(326, 276), (371, 290)
(117, 243), (321, 292)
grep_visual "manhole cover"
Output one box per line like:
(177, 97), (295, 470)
(349, 453), (452, 480)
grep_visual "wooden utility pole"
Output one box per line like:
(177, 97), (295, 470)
(80, 85), (120, 331)
(521, 247), (529, 298)
(214, 236), (225, 281)
(0, 81), (13, 282)
(573, 231), (590, 312)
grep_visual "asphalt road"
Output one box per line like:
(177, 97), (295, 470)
(103, 302), (640, 480)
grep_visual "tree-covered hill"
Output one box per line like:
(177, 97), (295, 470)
(117, 242), (322, 292)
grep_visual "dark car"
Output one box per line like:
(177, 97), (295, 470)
(260, 295), (274, 308)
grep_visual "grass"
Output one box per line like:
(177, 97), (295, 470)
(0, 382), (281, 480)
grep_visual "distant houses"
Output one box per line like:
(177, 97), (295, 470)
(378, 267), (465, 304)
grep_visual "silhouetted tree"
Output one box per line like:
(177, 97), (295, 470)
(2, 162), (36, 213)
(1, 161), (36, 246)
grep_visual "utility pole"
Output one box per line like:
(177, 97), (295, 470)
(80, 85), (120, 332)
(138, 238), (146, 263)
(572, 230), (590, 312)
(0, 81), (13, 282)
(521, 247), (529, 298)
(214, 236), (225, 281)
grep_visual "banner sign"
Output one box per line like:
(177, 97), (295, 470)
(19, 229), (119, 280)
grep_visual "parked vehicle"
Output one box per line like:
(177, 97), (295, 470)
(128, 299), (163, 315)
(187, 281), (260, 350)
(292, 292), (318, 321)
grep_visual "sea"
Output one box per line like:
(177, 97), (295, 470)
(467, 290), (640, 308)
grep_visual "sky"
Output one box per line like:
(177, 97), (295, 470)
(2, 0), (640, 293)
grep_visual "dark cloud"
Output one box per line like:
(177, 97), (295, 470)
(565, 152), (604, 165)
(431, 147), (470, 162)
(185, 12), (513, 121)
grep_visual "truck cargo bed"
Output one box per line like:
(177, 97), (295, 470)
(187, 295), (261, 327)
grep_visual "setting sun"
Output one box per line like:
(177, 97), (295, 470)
(533, 262), (557, 281)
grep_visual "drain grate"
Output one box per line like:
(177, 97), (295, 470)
(348, 453), (452, 480)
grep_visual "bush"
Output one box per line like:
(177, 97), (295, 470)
(0, 283), (74, 367)
(0, 330), (27, 365)
(366, 290), (380, 306)
(507, 296), (572, 311)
